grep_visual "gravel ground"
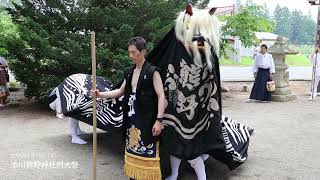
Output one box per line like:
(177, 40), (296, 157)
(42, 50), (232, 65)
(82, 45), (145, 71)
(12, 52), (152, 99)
(0, 81), (319, 180)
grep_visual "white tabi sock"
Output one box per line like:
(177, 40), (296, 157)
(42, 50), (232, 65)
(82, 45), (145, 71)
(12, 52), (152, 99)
(56, 113), (64, 119)
(69, 118), (87, 145)
(165, 155), (181, 180)
(188, 156), (207, 180)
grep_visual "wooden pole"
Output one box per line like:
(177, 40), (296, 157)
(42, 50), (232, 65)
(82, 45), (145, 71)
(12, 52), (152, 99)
(91, 32), (97, 180)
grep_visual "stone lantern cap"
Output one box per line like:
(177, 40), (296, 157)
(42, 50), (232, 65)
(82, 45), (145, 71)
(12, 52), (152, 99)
(268, 36), (298, 55)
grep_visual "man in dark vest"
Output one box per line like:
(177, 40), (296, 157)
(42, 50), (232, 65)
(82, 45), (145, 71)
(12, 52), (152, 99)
(93, 37), (165, 180)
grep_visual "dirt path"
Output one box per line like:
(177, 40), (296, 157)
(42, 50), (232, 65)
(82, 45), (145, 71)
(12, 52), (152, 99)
(0, 82), (319, 180)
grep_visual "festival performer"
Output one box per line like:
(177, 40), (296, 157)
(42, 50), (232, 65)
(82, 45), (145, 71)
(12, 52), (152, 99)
(49, 87), (88, 144)
(93, 37), (165, 180)
(146, 4), (254, 180)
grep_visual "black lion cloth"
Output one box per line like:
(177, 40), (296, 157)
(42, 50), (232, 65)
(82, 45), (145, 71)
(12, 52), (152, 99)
(147, 28), (253, 169)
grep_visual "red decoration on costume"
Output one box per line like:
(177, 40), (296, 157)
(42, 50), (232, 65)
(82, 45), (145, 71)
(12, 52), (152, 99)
(186, 4), (193, 16)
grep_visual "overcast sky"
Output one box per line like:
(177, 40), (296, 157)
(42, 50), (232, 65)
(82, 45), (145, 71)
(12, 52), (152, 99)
(209, 0), (319, 21)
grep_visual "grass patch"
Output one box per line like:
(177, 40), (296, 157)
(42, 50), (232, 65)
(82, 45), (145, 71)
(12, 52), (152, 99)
(220, 57), (254, 66)
(220, 54), (312, 67)
(286, 54), (311, 66)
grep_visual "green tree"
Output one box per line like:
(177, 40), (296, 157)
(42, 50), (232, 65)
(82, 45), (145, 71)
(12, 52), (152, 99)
(220, 5), (274, 53)
(6, 0), (201, 100)
(274, 5), (316, 45)
(273, 5), (292, 40)
(304, 12), (316, 45)
(290, 10), (315, 45)
(0, 10), (19, 55)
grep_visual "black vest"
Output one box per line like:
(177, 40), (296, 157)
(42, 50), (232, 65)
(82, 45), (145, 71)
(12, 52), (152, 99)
(123, 61), (160, 144)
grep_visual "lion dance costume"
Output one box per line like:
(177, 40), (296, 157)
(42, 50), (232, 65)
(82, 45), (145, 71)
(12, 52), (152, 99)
(49, 4), (254, 180)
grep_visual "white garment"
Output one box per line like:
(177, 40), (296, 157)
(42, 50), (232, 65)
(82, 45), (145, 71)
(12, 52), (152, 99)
(188, 157), (207, 180)
(69, 117), (87, 145)
(252, 53), (275, 74)
(49, 87), (62, 114)
(309, 53), (320, 76)
(309, 53), (320, 99)
(165, 156), (181, 180)
(166, 154), (209, 180)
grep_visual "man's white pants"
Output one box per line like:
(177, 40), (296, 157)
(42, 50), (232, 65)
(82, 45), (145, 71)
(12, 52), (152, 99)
(311, 75), (320, 97)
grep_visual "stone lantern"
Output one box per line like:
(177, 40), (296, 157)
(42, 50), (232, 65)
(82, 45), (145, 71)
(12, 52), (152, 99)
(268, 36), (298, 102)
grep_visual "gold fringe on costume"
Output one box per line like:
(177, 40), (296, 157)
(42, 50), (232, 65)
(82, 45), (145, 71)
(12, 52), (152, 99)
(124, 143), (161, 180)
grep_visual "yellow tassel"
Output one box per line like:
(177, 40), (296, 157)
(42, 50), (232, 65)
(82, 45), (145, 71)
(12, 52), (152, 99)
(124, 154), (161, 180)
(124, 163), (161, 180)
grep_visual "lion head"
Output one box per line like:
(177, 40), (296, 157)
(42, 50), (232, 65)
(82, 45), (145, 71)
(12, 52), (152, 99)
(175, 4), (220, 71)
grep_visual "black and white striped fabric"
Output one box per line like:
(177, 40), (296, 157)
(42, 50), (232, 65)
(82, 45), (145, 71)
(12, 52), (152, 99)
(49, 73), (254, 169)
(49, 73), (123, 131)
(220, 116), (254, 168)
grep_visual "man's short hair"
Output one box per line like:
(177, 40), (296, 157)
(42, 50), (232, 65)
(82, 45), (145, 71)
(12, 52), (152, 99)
(260, 44), (268, 49)
(128, 37), (146, 52)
